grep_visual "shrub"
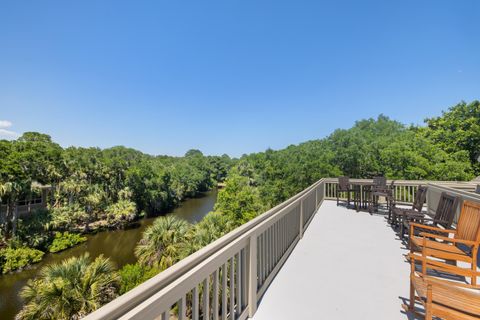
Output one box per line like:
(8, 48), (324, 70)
(105, 200), (137, 228)
(50, 204), (89, 230)
(16, 208), (52, 250)
(48, 232), (87, 253)
(119, 263), (160, 294)
(0, 247), (44, 274)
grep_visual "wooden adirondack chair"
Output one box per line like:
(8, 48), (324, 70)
(336, 176), (354, 207)
(404, 252), (480, 320)
(389, 185), (427, 226)
(400, 191), (458, 239)
(410, 200), (480, 286)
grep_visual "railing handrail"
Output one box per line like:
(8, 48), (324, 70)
(84, 178), (325, 320)
(427, 183), (480, 200)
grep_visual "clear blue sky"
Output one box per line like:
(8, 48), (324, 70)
(0, 1), (479, 157)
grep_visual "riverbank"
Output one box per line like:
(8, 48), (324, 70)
(0, 190), (217, 320)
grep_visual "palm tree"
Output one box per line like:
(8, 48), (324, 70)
(135, 215), (190, 270)
(16, 254), (120, 320)
(183, 211), (232, 256)
(0, 181), (22, 238)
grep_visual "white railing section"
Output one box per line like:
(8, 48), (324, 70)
(84, 179), (325, 320)
(324, 178), (477, 205)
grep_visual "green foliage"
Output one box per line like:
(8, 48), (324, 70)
(16, 209), (52, 250)
(16, 254), (119, 320)
(423, 100), (480, 175)
(50, 204), (89, 231)
(214, 171), (265, 228)
(48, 232), (87, 253)
(1, 130), (231, 240)
(105, 199), (137, 229)
(0, 247), (44, 274)
(119, 263), (160, 294)
(135, 215), (191, 269)
(182, 211), (232, 256)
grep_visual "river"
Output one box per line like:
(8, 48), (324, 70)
(0, 190), (217, 320)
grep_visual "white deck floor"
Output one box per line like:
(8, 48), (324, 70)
(252, 201), (411, 320)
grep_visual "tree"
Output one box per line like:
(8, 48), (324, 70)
(135, 215), (191, 269)
(423, 100), (480, 175)
(183, 211), (232, 256)
(185, 149), (204, 158)
(214, 171), (265, 228)
(0, 181), (23, 239)
(16, 254), (119, 320)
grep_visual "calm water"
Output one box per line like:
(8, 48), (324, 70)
(0, 190), (217, 320)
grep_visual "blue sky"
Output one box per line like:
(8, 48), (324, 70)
(0, 1), (479, 157)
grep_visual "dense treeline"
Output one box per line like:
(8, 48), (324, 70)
(0, 137), (233, 273)
(5, 100), (480, 319)
(230, 101), (478, 209)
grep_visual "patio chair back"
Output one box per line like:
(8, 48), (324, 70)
(432, 192), (459, 228)
(372, 176), (386, 192)
(338, 176), (350, 192)
(411, 186), (428, 212)
(455, 200), (480, 242)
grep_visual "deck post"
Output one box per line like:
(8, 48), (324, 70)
(248, 234), (258, 317)
(299, 199), (304, 238)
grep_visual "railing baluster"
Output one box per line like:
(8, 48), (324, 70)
(178, 296), (186, 320)
(213, 269), (219, 320)
(259, 234), (264, 284)
(241, 248), (247, 310)
(222, 263), (227, 320)
(229, 257), (235, 320)
(193, 285), (199, 320)
(269, 226), (274, 272)
(248, 235), (257, 316)
(203, 277), (209, 320)
(266, 227), (270, 275)
(299, 200), (304, 238)
(236, 252), (241, 315)
(283, 214), (287, 253)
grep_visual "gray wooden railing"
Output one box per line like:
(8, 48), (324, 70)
(84, 179), (325, 320)
(324, 178), (477, 205)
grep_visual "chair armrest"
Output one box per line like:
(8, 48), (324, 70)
(403, 212), (425, 220)
(420, 233), (478, 247)
(410, 222), (456, 234)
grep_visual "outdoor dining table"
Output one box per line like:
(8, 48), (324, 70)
(350, 181), (374, 212)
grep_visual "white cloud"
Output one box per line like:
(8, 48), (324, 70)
(0, 120), (18, 139)
(0, 120), (13, 128)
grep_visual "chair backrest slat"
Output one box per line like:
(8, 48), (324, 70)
(455, 200), (480, 242)
(372, 176), (386, 191)
(433, 192), (460, 228)
(338, 176), (350, 191)
(412, 186), (428, 212)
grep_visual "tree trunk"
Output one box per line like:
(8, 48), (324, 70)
(5, 199), (12, 239)
(12, 204), (18, 237)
